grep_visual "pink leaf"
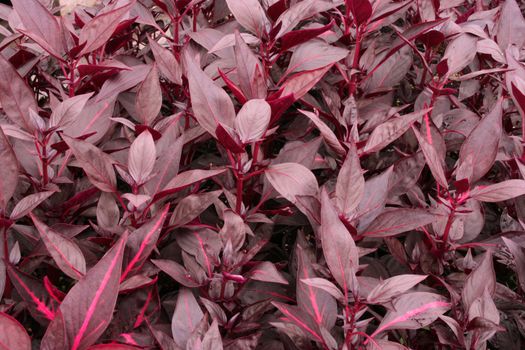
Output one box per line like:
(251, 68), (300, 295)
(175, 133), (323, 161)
(225, 0), (270, 36)
(462, 252), (495, 310)
(271, 302), (323, 343)
(412, 125), (448, 188)
(320, 189), (358, 292)
(265, 163), (319, 204)
(135, 65), (162, 126)
(158, 169), (226, 199)
(148, 37), (182, 85)
(171, 288), (204, 348)
(40, 232), (128, 350)
(285, 40), (349, 75)
(247, 261), (288, 284)
(502, 237), (525, 292)
(170, 190), (222, 227)
(152, 259), (205, 288)
(469, 180), (525, 202)
(299, 109), (346, 157)
(31, 213), (87, 280)
(128, 130), (156, 185)
(361, 208), (439, 238)
(10, 191), (54, 220)
(336, 142), (364, 215)
(280, 65), (332, 101)
(0, 312), (31, 350)
(0, 128), (18, 211)
(367, 274), (428, 304)
(234, 31), (266, 100)
(78, 1), (136, 56)
(235, 99), (271, 144)
(455, 99), (502, 183)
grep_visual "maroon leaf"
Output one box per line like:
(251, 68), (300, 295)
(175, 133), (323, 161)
(31, 213), (87, 280)
(361, 208), (439, 238)
(121, 205), (169, 281)
(347, 0), (373, 26)
(0, 312), (31, 350)
(40, 232), (128, 350)
(319, 189), (358, 292)
(78, 1), (136, 56)
(62, 135), (117, 192)
(456, 99), (502, 183)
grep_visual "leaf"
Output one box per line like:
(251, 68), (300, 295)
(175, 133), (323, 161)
(412, 124), (447, 188)
(285, 40), (349, 75)
(265, 163), (319, 204)
(135, 65), (162, 126)
(158, 169), (226, 199)
(183, 49), (236, 138)
(320, 189), (358, 292)
(280, 20), (335, 51)
(152, 259), (204, 288)
(469, 180), (525, 202)
(10, 191), (54, 220)
(148, 37), (182, 85)
(0, 312), (31, 350)
(299, 109), (346, 156)
(234, 99), (271, 143)
(362, 209), (439, 238)
(363, 108), (431, 154)
(0, 54), (38, 132)
(31, 213), (86, 280)
(128, 130), (156, 185)
(462, 252), (495, 309)
(11, 0), (63, 57)
(281, 65), (332, 102)
(271, 302), (323, 343)
(78, 1), (136, 56)
(496, 0), (525, 50)
(0, 128), (18, 211)
(170, 190), (222, 227)
(456, 99), (502, 183)
(63, 135), (116, 192)
(348, 0), (372, 25)
(172, 288), (204, 348)
(234, 31), (266, 100)
(50, 93), (94, 128)
(40, 232), (128, 350)
(441, 34), (478, 76)
(247, 261), (288, 284)
(121, 205), (169, 281)
(202, 320), (222, 350)
(370, 292), (450, 337)
(96, 65), (150, 102)
(336, 142), (364, 215)
(300, 277), (345, 303)
(502, 238), (525, 292)
(367, 275), (428, 304)
(225, 0), (270, 36)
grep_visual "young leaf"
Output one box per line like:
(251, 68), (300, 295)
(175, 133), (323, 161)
(128, 130), (156, 185)
(40, 232), (128, 350)
(319, 189), (358, 292)
(0, 312), (31, 350)
(234, 99), (271, 144)
(31, 213), (87, 280)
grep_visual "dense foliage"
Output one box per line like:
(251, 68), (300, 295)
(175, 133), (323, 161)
(0, 0), (525, 348)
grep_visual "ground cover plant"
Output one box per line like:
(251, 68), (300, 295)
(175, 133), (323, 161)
(0, 0), (524, 348)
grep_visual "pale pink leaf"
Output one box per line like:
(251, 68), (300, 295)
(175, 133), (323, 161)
(10, 191), (54, 220)
(128, 130), (156, 185)
(336, 142), (364, 215)
(225, 0), (270, 36)
(265, 163), (319, 204)
(172, 288), (204, 348)
(362, 208), (439, 238)
(469, 180), (525, 202)
(148, 37), (182, 85)
(0, 312), (31, 350)
(286, 40), (349, 75)
(235, 99), (271, 143)
(135, 65), (162, 126)
(367, 275), (428, 304)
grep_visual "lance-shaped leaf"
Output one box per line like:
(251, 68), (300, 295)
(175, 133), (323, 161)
(121, 205), (169, 281)
(10, 191), (54, 220)
(50, 93), (94, 128)
(78, 1), (135, 56)
(271, 302), (324, 343)
(336, 142), (364, 215)
(172, 288), (204, 349)
(0, 312), (31, 350)
(412, 125), (448, 188)
(247, 261), (288, 284)
(157, 169), (226, 199)
(299, 109), (346, 156)
(135, 65), (162, 126)
(370, 292), (450, 337)
(469, 180), (525, 202)
(63, 135), (116, 192)
(152, 259), (204, 288)
(456, 99), (502, 183)
(265, 163), (319, 204)
(285, 40), (349, 75)
(462, 252), (495, 309)
(235, 99), (271, 144)
(361, 209), (439, 238)
(281, 65), (332, 101)
(497, 0), (525, 50)
(183, 49), (235, 138)
(11, 0), (63, 57)
(367, 275), (428, 304)
(0, 54), (38, 133)
(7, 266), (57, 323)
(296, 247), (338, 329)
(170, 190), (222, 227)
(31, 213), (86, 280)
(0, 128), (18, 211)
(202, 320), (222, 350)
(363, 108), (431, 154)
(40, 232), (128, 350)
(148, 37), (182, 85)
(225, 0), (270, 36)
(320, 189), (358, 291)
(128, 130), (156, 185)
(280, 20), (335, 51)
(234, 31), (266, 100)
